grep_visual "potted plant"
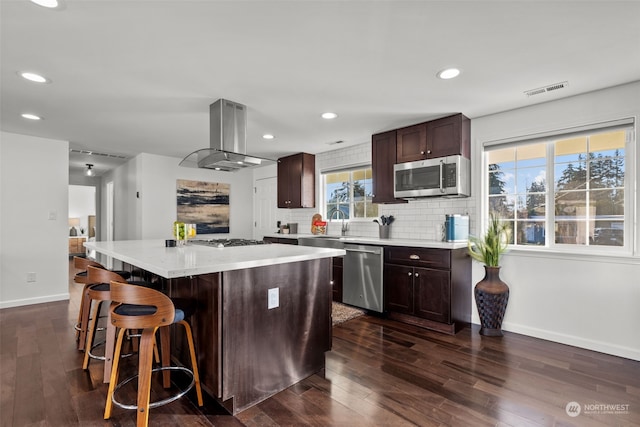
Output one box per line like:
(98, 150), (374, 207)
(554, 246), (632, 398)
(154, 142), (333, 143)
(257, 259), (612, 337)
(468, 214), (510, 336)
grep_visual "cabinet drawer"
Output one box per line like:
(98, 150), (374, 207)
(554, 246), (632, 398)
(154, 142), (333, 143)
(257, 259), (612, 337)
(385, 247), (450, 269)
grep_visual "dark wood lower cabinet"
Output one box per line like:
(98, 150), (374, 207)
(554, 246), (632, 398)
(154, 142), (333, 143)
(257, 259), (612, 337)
(384, 247), (470, 334)
(383, 264), (412, 314)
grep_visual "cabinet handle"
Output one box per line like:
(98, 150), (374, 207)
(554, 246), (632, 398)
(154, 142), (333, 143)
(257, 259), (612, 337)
(409, 254), (420, 260)
(407, 272), (412, 276)
(427, 150), (432, 154)
(330, 280), (334, 285)
(415, 273), (419, 277)
(420, 151), (425, 155)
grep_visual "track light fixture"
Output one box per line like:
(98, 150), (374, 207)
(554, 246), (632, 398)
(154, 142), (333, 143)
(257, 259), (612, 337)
(85, 164), (94, 176)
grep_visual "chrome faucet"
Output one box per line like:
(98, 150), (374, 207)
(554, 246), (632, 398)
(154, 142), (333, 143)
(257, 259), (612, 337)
(330, 210), (349, 236)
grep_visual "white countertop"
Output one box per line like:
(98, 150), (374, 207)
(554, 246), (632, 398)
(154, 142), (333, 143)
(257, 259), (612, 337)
(85, 239), (346, 279)
(264, 233), (468, 250)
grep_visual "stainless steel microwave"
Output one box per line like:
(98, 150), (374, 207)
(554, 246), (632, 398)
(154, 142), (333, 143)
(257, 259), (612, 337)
(393, 155), (470, 198)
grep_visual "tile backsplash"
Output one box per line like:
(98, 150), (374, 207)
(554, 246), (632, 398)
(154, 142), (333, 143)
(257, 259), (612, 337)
(277, 142), (477, 240)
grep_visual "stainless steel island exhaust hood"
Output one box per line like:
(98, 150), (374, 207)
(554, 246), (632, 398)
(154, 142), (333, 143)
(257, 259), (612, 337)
(179, 99), (277, 172)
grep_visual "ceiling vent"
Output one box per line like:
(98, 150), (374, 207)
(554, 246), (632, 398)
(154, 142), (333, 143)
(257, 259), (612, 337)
(524, 81), (569, 97)
(69, 148), (127, 159)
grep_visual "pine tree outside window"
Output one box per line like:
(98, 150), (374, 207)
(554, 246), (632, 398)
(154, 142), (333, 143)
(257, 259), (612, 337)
(484, 122), (633, 252)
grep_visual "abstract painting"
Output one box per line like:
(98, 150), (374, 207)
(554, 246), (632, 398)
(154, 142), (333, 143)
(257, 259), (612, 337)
(177, 179), (230, 234)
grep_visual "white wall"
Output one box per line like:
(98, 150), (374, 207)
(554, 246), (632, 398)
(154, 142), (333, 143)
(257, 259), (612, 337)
(0, 132), (69, 308)
(102, 153), (255, 241)
(69, 185), (96, 236)
(470, 81), (640, 361)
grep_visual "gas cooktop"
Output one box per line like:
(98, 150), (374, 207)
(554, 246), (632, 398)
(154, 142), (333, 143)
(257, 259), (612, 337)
(189, 239), (271, 248)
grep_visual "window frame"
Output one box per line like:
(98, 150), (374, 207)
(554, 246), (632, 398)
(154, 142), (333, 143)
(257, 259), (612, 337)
(480, 118), (636, 256)
(320, 163), (379, 222)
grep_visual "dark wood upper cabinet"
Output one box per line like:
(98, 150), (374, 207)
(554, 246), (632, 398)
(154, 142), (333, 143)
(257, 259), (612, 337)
(371, 130), (407, 204)
(426, 113), (471, 159)
(396, 113), (470, 163)
(396, 123), (428, 163)
(277, 153), (315, 208)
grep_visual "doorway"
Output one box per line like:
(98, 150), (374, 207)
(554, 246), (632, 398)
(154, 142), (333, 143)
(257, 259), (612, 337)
(68, 185), (96, 254)
(253, 177), (277, 239)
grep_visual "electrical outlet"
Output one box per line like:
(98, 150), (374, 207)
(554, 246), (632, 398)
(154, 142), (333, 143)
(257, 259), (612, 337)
(48, 210), (57, 220)
(268, 288), (279, 309)
(26, 272), (36, 283)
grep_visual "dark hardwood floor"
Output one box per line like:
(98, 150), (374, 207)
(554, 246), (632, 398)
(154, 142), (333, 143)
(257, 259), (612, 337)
(1, 261), (638, 426)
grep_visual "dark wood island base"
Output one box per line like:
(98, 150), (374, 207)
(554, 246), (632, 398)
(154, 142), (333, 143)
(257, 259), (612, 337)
(164, 258), (332, 415)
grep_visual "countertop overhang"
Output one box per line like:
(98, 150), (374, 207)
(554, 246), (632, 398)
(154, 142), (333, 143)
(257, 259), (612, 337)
(85, 239), (345, 279)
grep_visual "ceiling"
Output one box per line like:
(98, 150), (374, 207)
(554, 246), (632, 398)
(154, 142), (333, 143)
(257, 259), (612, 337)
(2, 1), (639, 178)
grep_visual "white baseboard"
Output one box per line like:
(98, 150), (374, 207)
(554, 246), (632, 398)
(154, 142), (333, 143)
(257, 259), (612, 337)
(0, 293), (70, 310)
(498, 321), (640, 362)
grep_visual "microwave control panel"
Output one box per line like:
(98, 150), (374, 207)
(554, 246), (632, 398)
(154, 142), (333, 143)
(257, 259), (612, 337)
(443, 163), (458, 187)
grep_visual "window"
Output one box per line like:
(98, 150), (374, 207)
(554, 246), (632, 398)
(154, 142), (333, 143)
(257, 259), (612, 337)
(322, 166), (378, 220)
(485, 121), (633, 251)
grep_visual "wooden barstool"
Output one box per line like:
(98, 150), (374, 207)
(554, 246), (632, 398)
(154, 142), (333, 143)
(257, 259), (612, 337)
(73, 256), (131, 351)
(104, 280), (203, 427)
(82, 266), (159, 383)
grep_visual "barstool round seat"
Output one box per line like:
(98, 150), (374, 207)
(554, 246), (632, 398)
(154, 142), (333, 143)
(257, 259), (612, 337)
(113, 298), (195, 322)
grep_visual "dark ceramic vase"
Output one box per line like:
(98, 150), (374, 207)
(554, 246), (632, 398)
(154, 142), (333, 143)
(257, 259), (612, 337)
(474, 266), (509, 336)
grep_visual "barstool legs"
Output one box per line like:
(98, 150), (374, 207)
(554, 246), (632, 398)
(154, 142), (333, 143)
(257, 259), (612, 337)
(104, 323), (203, 426)
(104, 327), (127, 419)
(180, 320), (204, 406)
(135, 328), (157, 427)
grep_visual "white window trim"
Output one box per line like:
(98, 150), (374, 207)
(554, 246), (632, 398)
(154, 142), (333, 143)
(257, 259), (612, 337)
(479, 117), (637, 258)
(319, 163), (377, 222)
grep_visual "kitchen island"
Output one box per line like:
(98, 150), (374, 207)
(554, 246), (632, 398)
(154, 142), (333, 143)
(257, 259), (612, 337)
(85, 239), (345, 414)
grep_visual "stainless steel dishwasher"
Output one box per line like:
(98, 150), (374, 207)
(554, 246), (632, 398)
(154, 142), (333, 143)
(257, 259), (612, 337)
(343, 244), (384, 312)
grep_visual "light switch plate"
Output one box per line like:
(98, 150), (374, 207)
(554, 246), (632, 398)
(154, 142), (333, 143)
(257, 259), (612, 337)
(268, 288), (279, 309)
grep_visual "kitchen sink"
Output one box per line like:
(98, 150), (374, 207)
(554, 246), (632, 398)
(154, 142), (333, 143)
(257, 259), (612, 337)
(298, 235), (345, 249)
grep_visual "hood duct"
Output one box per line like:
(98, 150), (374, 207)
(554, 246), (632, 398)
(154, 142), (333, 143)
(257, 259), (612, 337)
(179, 99), (277, 172)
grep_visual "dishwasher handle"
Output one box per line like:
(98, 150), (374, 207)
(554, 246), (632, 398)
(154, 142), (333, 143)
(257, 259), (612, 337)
(345, 247), (382, 255)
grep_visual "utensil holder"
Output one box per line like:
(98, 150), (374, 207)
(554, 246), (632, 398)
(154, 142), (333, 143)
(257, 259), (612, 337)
(379, 225), (390, 239)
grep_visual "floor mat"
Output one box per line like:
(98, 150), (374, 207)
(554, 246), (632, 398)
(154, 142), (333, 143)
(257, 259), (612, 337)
(332, 302), (365, 326)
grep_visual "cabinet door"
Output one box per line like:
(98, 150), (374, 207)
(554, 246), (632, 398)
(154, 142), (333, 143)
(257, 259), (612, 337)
(287, 154), (303, 207)
(414, 267), (451, 323)
(277, 153), (315, 208)
(297, 153), (315, 208)
(277, 156), (291, 208)
(396, 123), (428, 163)
(371, 131), (406, 204)
(426, 114), (470, 159)
(384, 264), (413, 314)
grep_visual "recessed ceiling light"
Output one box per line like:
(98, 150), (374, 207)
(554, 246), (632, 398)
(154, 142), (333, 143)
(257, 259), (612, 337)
(437, 68), (461, 80)
(30, 0), (59, 8)
(262, 134), (275, 140)
(19, 71), (51, 84)
(321, 112), (338, 120)
(21, 113), (42, 120)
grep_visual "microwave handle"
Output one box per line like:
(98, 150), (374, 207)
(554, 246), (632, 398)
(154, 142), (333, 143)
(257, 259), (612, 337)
(439, 160), (445, 193)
